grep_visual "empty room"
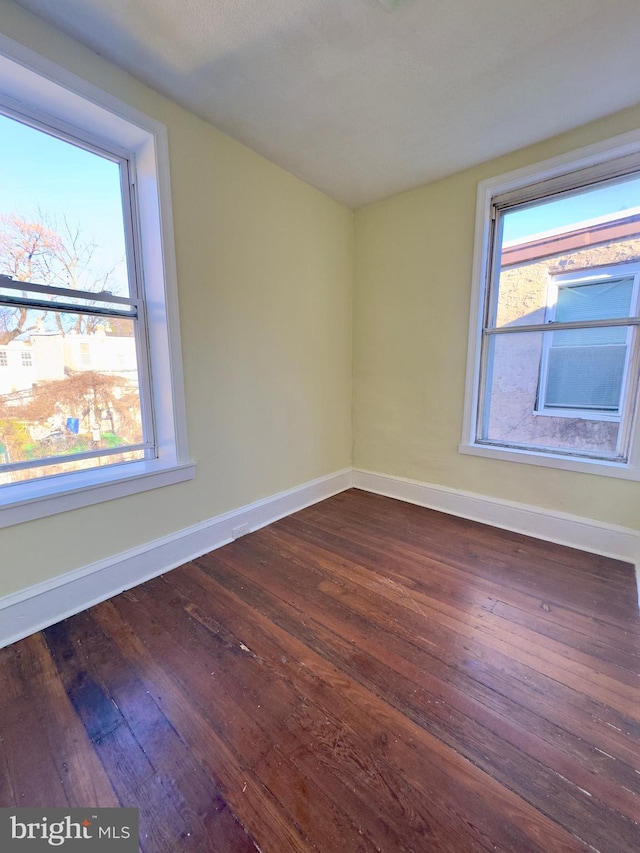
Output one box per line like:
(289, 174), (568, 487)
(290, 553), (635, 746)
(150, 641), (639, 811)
(0, 1), (639, 851)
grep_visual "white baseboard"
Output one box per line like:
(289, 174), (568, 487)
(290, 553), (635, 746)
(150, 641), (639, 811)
(0, 468), (353, 649)
(353, 468), (640, 606)
(4, 464), (638, 649)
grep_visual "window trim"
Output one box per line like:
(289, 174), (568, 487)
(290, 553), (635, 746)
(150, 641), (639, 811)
(0, 34), (194, 526)
(461, 129), (640, 481)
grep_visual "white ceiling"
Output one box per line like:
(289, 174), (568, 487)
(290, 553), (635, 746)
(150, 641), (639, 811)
(11, 0), (640, 208)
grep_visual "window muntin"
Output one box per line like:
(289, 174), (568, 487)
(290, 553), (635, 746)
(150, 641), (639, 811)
(0, 109), (154, 486)
(467, 154), (640, 471)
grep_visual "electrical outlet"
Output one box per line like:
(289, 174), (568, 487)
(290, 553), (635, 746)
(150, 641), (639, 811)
(231, 523), (250, 540)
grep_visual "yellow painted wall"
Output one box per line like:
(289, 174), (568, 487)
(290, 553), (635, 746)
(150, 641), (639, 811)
(0, 1), (353, 597)
(353, 106), (640, 531)
(2, 0), (640, 605)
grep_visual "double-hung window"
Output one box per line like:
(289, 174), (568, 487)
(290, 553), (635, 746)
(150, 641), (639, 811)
(0, 110), (153, 480)
(0, 36), (193, 524)
(462, 132), (640, 479)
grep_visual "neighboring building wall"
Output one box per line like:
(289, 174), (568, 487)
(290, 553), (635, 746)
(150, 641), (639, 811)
(62, 330), (137, 377)
(0, 331), (141, 480)
(0, 331), (137, 398)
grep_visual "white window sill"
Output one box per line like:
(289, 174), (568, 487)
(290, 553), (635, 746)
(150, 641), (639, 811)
(0, 459), (196, 528)
(533, 408), (621, 423)
(459, 441), (640, 481)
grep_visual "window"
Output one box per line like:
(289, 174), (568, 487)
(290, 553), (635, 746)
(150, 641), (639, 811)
(462, 132), (640, 479)
(0, 37), (193, 526)
(79, 343), (92, 368)
(537, 269), (639, 419)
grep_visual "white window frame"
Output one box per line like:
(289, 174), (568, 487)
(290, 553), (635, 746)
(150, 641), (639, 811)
(535, 265), (640, 424)
(0, 34), (194, 527)
(460, 130), (640, 481)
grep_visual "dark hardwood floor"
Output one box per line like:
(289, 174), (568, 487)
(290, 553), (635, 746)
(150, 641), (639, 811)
(1, 489), (639, 852)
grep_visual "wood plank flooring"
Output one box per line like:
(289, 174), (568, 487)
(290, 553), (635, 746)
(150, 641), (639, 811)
(1, 488), (639, 852)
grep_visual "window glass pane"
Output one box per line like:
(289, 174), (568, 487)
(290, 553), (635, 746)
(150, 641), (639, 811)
(0, 308), (145, 485)
(479, 331), (621, 459)
(0, 113), (129, 298)
(545, 339), (627, 410)
(494, 174), (640, 330)
(493, 261), (548, 329)
(501, 174), (640, 244)
(555, 278), (633, 325)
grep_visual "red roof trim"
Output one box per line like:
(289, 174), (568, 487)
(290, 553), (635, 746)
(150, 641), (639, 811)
(501, 214), (640, 267)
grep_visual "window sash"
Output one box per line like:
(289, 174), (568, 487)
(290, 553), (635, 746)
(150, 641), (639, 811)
(0, 291), (138, 321)
(476, 219), (640, 459)
(0, 442), (152, 474)
(478, 327), (640, 454)
(0, 354), (152, 476)
(483, 315), (640, 336)
(0, 298), (152, 475)
(0, 274), (139, 312)
(491, 151), (640, 212)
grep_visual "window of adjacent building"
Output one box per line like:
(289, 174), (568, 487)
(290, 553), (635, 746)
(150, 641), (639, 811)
(536, 269), (639, 419)
(79, 343), (92, 368)
(0, 38), (193, 525)
(462, 134), (640, 478)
